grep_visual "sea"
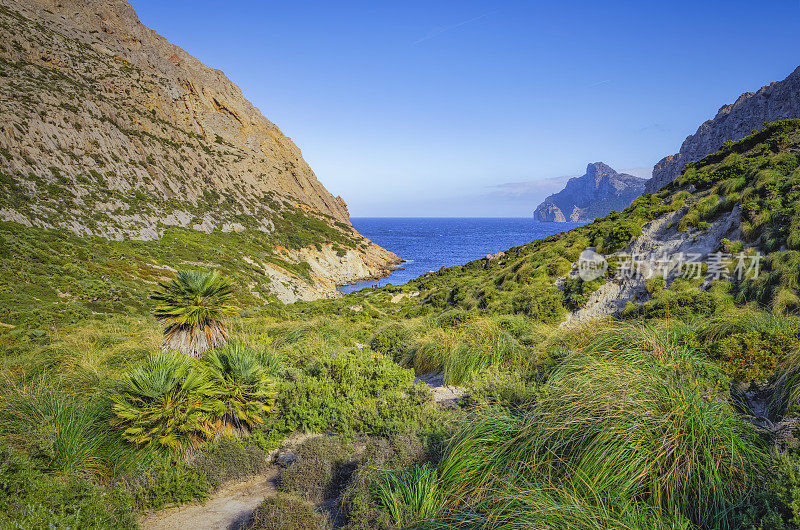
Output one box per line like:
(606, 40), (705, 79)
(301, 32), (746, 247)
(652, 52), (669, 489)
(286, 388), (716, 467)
(339, 218), (585, 294)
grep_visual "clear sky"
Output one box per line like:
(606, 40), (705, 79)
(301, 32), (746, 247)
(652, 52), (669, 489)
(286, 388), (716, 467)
(129, 0), (800, 217)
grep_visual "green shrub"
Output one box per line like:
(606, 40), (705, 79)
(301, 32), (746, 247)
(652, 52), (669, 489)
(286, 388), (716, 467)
(151, 269), (236, 357)
(0, 444), (136, 528)
(770, 451), (800, 526)
(368, 324), (408, 362)
(257, 348), (432, 438)
(714, 331), (782, 383)
(280, 436), (353, 503)
(246, 493), (331, 530)
(621, 287), (716, 320)
(562, 276), (602, 311)
(128, 455), (210, 510)
(111, 351), (223, 453)
(645, 276), (666, 296)
(509, 283), (565, 321)
(193, 437), (267, 488)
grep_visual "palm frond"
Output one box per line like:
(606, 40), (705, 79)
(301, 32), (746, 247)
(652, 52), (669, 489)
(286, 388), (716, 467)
(151, 270), (236, 356)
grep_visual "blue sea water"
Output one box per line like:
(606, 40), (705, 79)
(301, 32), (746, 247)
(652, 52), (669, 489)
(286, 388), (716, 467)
(339, 218), (585, 294)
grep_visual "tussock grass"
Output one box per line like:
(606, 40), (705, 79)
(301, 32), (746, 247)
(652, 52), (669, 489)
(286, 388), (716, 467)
(391, 325), (768, 528)
(693, 308), (800, 343)
(402, 317), (543, 385)
(0, 377), (146, 476)
(375, 462), (444, 527)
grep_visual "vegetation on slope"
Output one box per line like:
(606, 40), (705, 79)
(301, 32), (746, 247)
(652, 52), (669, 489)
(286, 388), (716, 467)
(0, 204), (367, 328)
(4, 121), (800, 528)
(392, 120), (800, 323)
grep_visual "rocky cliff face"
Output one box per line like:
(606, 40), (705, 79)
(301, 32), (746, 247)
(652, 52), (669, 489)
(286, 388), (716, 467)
(646, 65), (800, 194)
(534, 162), (645, 222)
(0, 0), (399, 300)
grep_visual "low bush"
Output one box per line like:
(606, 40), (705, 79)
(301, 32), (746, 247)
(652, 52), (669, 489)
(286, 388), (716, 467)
(256, 348), (432, 438)
(280, 436), (353, 503)
(368, 324), (408, 362)
(193, 437), (268, 488)
(127, 454), (209, 510)
(0, 444), (136, 528)
(246, 493), (331, 530)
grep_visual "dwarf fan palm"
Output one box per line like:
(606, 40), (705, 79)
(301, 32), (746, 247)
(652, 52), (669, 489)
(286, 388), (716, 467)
(110, 351), (223, 453)
(151, 270), (236, 357)
(204, 342), (277, 435)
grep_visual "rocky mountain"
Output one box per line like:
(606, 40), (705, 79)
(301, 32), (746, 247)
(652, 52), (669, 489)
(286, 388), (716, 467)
(646, 65), (800, 194)
(533, 162), (646, 222)
(0, 0), (399, 302)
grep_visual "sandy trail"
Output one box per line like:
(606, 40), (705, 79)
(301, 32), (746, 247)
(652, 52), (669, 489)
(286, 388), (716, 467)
(140, 378), (454, 529)
(140, 466), (280, 530)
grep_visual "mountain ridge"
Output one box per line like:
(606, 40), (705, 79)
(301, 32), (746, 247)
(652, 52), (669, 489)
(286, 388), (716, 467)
(0, 0), (400, 302)
(647, 65), (800, 193)
(534, 162), (646, 222)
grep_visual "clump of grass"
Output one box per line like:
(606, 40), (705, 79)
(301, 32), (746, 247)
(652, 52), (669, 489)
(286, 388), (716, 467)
(0, 378), (143, 477)
(404, 317), (530, 385)
(374, 462), (444, 527)
(0, 443), (137, 528)
(441, 478), (695, 530)
(426, 332), (767, 528)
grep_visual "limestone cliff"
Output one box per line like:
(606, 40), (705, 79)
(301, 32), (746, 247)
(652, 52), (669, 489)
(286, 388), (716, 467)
(534, 162), (645, 222)
(646, 65), (800, 194)
(0, 0), (399, 300)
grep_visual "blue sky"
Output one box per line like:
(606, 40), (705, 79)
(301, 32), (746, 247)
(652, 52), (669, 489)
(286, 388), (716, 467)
(130, 0), (800, 217)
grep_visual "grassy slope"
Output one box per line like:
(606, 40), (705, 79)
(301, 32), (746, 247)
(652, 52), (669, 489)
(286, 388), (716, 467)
(5, 121), (800, 528)
(384, 119), (800, 320)
(0, 203), (367, 327)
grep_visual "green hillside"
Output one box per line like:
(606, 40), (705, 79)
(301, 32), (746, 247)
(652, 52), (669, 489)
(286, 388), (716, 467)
(0, 201), (366, 327)
(5, 122), (800, 528)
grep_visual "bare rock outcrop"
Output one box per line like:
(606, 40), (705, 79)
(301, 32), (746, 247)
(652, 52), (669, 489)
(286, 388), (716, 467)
(646, 65), (800, 194)
(534, 162), (645, 222)
(0, 0), (400, 299)
(563, 205), (742, 326)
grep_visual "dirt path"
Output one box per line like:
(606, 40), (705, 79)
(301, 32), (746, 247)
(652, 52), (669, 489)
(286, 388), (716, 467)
(140, 465), (280, 530)
(139, 377), (456, 530)
(415, 371), (466, 405)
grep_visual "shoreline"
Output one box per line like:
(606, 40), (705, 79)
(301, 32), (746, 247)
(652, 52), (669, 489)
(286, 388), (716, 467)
(337, 259), (406, 292)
